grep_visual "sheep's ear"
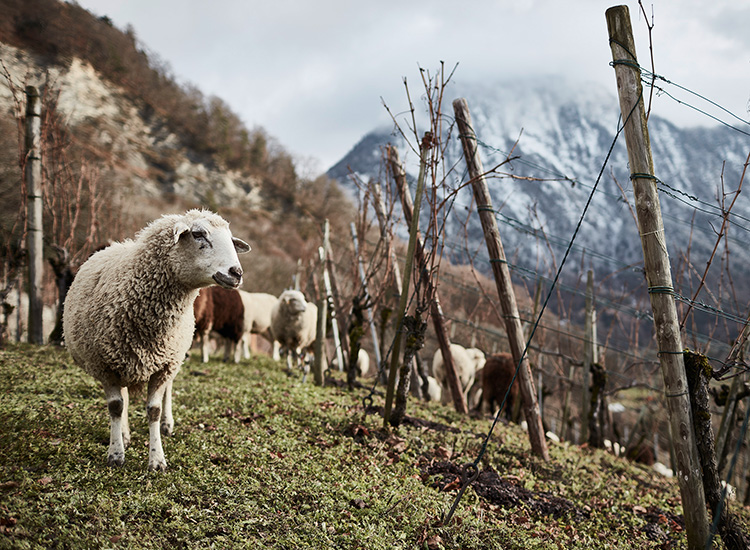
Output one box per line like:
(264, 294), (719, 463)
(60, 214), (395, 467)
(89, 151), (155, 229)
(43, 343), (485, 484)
(233, 237), (251, 254)
(173, 222), (191, 244)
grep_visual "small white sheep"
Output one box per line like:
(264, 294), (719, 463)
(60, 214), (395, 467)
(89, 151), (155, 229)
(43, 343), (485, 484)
(331, 348), (370, 376)
(425, 375), (442, 402)
(355, 348), (370, 378)
(270, 289), (317, 377)
(431, 343), (486, 404)
(237, 290), (280, 360)
(63, 209), (249, 470)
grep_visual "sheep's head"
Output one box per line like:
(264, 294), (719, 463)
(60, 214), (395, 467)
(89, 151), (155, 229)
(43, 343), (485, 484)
(170, 212), (250, 290)
(278, 289), (307, 314)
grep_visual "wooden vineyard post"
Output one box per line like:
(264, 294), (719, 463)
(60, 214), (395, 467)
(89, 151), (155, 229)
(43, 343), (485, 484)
(387, 144), (468, 415)
(581, 269), (597, 444)
(313, 244), (328, 386)
(321, 220), (344, 373)
(452, 98), (549, 461)
(25, 86), (44, 344)
(606, 6), (709, 548)
(370, 180), (404, 299)
(324, 239), (350, 371)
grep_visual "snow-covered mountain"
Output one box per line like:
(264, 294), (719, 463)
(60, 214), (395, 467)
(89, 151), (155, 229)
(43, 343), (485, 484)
(328, 77), (750, 309)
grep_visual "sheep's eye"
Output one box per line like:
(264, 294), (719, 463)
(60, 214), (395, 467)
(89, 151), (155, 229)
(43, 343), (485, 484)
(191, 230), (211, 248)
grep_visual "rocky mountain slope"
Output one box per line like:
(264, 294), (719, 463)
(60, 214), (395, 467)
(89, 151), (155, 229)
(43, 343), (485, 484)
(0, 42), (262, 208)
(328, 76), (750, 317)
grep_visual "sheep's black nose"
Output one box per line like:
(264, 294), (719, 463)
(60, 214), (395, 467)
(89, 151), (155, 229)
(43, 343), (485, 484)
(229, 266), (243, 280)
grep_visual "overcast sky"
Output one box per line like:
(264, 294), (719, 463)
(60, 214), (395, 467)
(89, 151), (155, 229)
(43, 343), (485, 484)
(75, 0), (750, 173)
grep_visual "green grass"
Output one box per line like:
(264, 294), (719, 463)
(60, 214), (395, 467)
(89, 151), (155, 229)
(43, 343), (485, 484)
(0, 343), (746, 549)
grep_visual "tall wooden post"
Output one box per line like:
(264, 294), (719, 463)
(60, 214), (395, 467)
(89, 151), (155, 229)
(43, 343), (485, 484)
(607, 6), (708, 548)
(324, 240), (350, 370)
(370, 180), (403, 298)
(452, 98), (548, 460)
(581, 269), (597, 443)
(313, 245), (328, 386)
(320, 221), (344, 373)
(387, 144), (468, 415)
(25, 86), (44, 345)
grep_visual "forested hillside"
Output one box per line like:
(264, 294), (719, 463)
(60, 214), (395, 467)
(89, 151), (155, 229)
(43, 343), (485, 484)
(0, 0), (355, 304)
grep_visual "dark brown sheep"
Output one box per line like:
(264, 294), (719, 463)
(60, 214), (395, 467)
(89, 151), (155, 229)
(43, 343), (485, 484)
(480, 352), (520, 421)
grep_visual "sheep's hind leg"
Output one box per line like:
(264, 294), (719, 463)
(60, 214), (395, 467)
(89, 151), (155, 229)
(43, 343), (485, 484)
(160, 378), (174, 437)
(103, 382), (127, 467)
(146, 375), (169, 471)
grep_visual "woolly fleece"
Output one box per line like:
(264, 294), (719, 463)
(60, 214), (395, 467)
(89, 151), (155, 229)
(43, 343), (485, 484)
(63, 210), (233, 389)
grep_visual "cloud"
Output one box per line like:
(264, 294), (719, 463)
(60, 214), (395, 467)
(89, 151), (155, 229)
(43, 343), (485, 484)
(76, 0), (750, 171)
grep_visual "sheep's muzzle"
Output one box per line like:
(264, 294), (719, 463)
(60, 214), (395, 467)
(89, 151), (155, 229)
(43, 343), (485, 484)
(213, 266), (243, 289)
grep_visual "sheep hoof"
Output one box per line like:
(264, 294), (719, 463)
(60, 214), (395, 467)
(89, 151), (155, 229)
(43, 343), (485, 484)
(148, 459), (168, 472)
(160, 423), (173, 437)
(107, 453), (125, 468)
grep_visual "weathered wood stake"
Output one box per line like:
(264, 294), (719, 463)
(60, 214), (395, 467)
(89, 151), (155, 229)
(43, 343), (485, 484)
(582, 269), (597, 443)
(25, 86), (44, 345)
(453, 97), (548, 460)
(607, 6), (708, 548)
(313, 245), (328, 386)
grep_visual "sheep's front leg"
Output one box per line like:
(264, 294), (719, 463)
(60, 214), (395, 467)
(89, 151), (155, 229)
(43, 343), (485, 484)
(147, 375), (169, 471)
(121, 386), (131, 449)
(242, 333), (251, 360)
(160, 378), (174, 437)
(200, 329), (211, 363)
(285, 349), (294, 374)
(103, 382), (127, 467)
(297, 349), (310, 383)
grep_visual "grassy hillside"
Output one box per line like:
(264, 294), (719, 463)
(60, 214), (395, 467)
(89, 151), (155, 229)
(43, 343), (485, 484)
(2, 344), (744, 549)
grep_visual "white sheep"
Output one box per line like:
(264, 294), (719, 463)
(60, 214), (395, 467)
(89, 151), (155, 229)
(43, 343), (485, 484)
(237, 290), (281, 360)
(270, 289), (317, 377)
(431, 343), (486, 404)
(425, 375), (442, 402)
(355, 348), (370, 377)
(331, 347), (371, 377)
(63, 209), (250, 470)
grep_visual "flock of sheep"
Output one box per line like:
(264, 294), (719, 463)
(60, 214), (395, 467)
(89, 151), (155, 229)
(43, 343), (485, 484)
(61, 210), (519, 470)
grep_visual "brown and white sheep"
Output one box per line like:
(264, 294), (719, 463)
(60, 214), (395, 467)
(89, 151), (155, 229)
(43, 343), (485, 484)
(193, 286), (246, 363)
(63, 210), (250, 470)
